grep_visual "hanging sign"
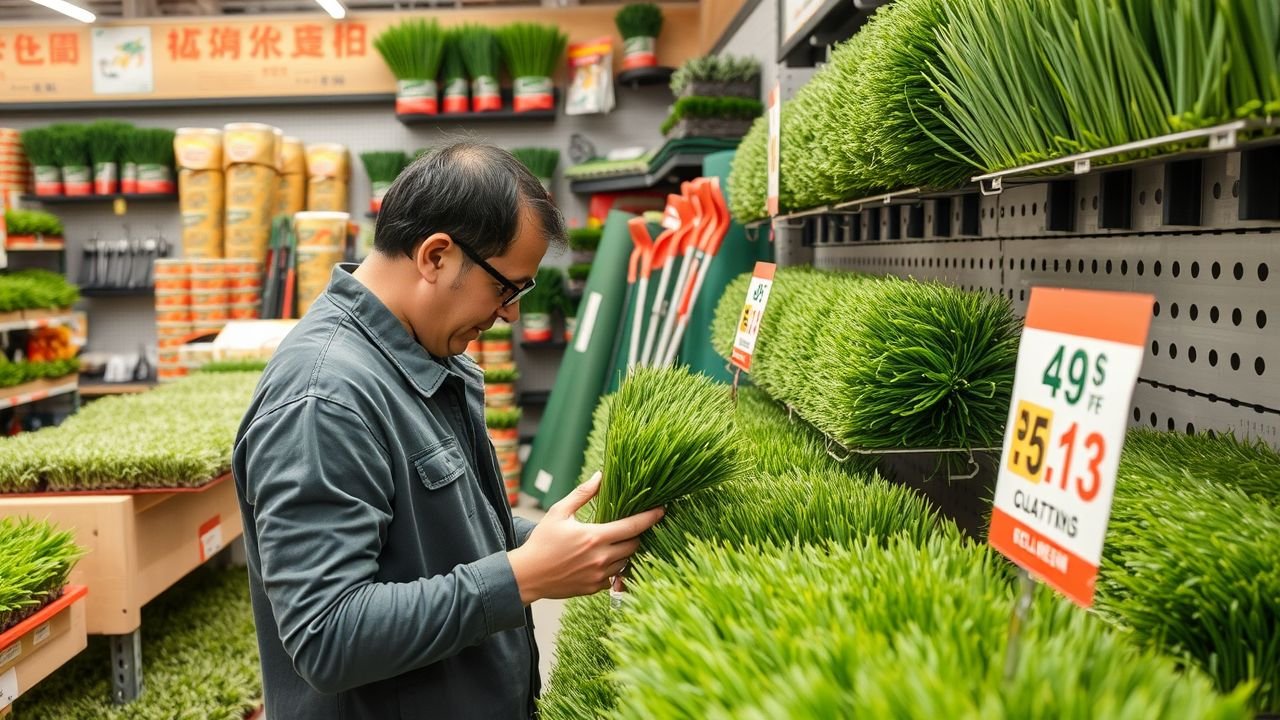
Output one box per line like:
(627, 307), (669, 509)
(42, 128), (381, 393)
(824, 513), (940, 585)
(988, 287), (1153, 607)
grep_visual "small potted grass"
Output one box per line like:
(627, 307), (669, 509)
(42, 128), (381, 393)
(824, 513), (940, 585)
(20, 127), (61, 196)
(661, 96), (764, 139)
(567, 262), (592, 295)
(669, 54), (761, 99)
(128, 128), (176, 195)
(511, 147), (559, 192)
(87, 120), (132, 195)
(483, 366), (519, 408)
(568, 226), (602, 264)
(481, 323), (513, 364)
(0, 517), (84, 633)
(51, 124), (91, 196)
(4, 209), (64, 247)
(458, 24), (503, 112)
(561, 292), (580, 342)
(374, 19), (447, 116)
(442, 30), (470, 115)
(486, 406), (522, 448)
(359, 151), (409, 214)
(615, 3), (663, 71)
(519, 267), (565, 343)
(498, 23), (568, 113)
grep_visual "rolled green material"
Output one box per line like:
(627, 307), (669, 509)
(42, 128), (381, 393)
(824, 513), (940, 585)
(521, 210), (637, 507)
(680, 149), (774, 383)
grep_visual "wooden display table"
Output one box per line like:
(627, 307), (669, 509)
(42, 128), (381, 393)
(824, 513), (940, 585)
(0, 586), (89, 714)
(0, 474), (242, 703)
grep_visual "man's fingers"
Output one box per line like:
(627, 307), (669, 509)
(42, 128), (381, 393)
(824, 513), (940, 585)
(549, 471), (601, 519)
(597, 506), (665, 542)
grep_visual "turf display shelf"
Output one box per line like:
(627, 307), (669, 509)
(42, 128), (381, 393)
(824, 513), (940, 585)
(0, 378), (78, 410)
(18, 193), (178, 205)
(395, 91), (560, 126)
(569, 152), (709, 194)
(0, 586), (89, 714)
(4, 237), (64, 252)
(79, 286), (154, 298)
(617, 66), (675, 89)
(0, 473), (242, 704)
(0, 313), (74, 333)
(77, 379), (156, 397)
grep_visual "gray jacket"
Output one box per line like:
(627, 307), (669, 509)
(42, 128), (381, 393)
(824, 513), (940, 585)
(233, 264), (539, 719)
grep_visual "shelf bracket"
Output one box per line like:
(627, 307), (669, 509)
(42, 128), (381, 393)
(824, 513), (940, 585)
(109, 630), (144, 704)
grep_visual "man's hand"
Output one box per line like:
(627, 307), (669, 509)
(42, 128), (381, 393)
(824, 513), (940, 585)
(507, 472), (664, 605)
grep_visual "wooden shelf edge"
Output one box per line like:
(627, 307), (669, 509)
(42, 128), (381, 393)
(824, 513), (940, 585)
(0, 585), (89, 710)
(0, 378), (78, 410)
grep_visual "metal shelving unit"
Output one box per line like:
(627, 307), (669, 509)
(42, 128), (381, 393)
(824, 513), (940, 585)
(568, 152), (711, 194)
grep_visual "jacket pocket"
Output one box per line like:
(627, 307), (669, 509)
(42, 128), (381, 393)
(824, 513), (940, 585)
(412, 437), (475, 517)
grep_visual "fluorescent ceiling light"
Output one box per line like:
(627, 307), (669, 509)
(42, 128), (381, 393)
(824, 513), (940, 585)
(315, 0), (346, 19)
(29, 0), (95, 23)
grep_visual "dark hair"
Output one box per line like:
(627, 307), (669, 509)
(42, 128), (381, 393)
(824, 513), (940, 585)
(373, 142), (565, 261)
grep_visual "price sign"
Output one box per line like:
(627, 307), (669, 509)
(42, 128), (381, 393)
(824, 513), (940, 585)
(198, 515), (224, 563)
(989, 287), (1153, 607)
(766, 83), (781, 217)
(731, 262), (776, 372)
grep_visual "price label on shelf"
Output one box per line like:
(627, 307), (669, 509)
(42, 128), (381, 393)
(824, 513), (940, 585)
(0, 667), (17, 709)
(731, 262), (777, 373)
(198, 515), (224, 563)
(989, 287), (1154, 607)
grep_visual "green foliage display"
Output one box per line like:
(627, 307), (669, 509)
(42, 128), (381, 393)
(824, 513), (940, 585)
(126, 128), (175, 167)
(510, 147), (560, 182)
(0, 269), (79, 312)
(197, 359), (270, 374)
(19, 127), (58, 166)
(659, 96), (764, 135)
(593, 367), (746, 524)
(727, 116), (769, 223)
(3, 210), (64, 237)
(0, 517), (83, 633)
(49, 124), (89, 168)
(567, 227), (602, 252)
(608, 536), (1250, 719)
(16, 567), (261, 719)
(457, 24), (501, 80)
(359, 151), (409, 184)
(566, 263), (592, 281)
(0, 358), (79, 390)
(373, 19), (446, 80)
(615, 3), (664, 40)
(497, 23), (568, 78)
(481, 324), (512, 341)
(711, 268), (1020, 449)
(669, 55), (761, 95)
(1099, 429), (1280, 711)
(484, 407), (522, 429)
(85, 120), (133, 168)
(483, 366), (519, 383)
(0, 372), (260, 493)
(520, 267), (565, 315)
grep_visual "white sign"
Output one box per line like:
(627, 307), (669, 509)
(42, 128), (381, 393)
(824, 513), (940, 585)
(0, 667), (17, 709)
(92, 27), (155, 95)
(782, 0), (828, 46)
(730, 262), (776, 373)
(989, 288), (1153, 607)
(199, 516), (224, 563)
(766, 84), (781, 217)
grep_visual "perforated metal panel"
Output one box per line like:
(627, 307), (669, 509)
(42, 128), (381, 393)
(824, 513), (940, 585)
(795, 149), (1279, 448)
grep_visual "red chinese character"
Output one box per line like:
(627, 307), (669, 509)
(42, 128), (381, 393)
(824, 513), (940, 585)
(209, 27), (241, 60)
(15, 34), (44, 66)
(48, 32), (78, 65)
(334, 23), (366, 58)
(250, 26), (283, 59)
(167, 28), (201, 61)
(292, 24), (324, 58)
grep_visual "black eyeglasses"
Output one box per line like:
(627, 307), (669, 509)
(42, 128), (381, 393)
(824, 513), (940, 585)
(454, 240), (536, 308)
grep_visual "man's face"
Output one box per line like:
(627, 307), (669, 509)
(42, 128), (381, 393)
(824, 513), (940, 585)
(434, 209), (547, 357)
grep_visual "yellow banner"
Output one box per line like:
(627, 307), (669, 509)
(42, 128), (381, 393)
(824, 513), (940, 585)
(0, 6), (702, 106)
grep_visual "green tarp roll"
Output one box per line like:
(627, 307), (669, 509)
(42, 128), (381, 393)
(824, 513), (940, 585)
(521, 210), (637, 507)
(680, 150), (776, 383)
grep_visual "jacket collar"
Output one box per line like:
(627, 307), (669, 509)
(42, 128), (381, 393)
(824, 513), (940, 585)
(324, 263), (461, 398)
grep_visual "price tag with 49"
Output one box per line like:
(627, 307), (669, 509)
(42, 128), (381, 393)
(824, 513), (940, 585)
(990, 288), (1153, 607)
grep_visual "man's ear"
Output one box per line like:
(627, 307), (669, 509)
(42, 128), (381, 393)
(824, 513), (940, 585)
(414, 233), (453, 284)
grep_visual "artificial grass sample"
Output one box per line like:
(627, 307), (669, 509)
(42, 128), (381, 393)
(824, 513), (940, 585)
(359, 151), (409, 186)
(727, 116), (769, 223)
(498, 23), (568, 79)
(1099, 429), (1280, 712)
(668, 55), (761, 96)
(373, 19), (446, 81)
(609, 535), (1251, 719)
(197, 359), (270, 374)
(0, 517), (83, 633)
(15, 566), (261, 719)
(659, 96), (764, 136)
(4, 209), (64, 237)
(511, 147), (560, 182)
(0, 372), (260, 493)
(594, 367), (746, 524)
(615, 3), (663, 41)
(567, 227), (602, 252)
(0, 269), (79, 312)
(0, 358), (80, 389)
(711, 269), (1020, 449)
(520, 267), (565, 316)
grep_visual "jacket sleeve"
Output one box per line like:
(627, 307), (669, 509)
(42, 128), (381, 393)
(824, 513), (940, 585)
(238, 396), (527, 694)
(511, 516), (537, 547)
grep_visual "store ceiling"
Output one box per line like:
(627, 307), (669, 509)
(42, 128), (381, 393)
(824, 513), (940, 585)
(0, 0), (560, 22)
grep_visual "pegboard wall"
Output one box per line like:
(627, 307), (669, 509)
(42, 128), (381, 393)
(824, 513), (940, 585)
(780, 147), (1280, 448)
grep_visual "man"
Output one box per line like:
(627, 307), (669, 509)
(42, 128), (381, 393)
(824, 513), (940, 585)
(232, 143), (663, 719)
